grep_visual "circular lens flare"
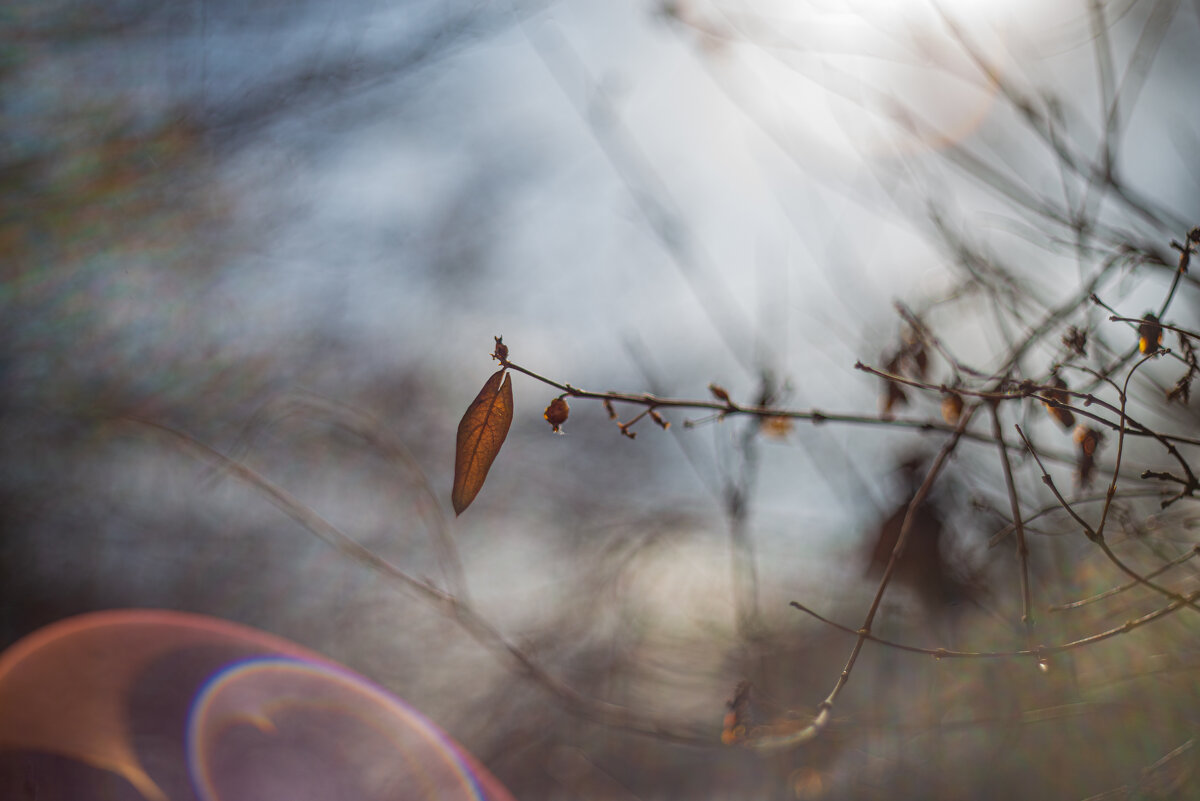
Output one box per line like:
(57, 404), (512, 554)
(0, 610), (515, 801)
(188, 658), (489, 801)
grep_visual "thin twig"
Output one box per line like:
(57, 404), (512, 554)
(1018, 417), (1200, 616)
(991, 403), (1034, 629)
(499, 356), (1087, 461)
(767, 399), (979, 749)
(857, 361), (1200, 450)
(1109, 315), (1200, 342)
(789, 589), (1200, 659)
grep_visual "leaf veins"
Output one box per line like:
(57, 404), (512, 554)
(452, 368), (514, 515)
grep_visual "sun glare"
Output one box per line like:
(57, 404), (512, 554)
(719, 0), (1103, 160)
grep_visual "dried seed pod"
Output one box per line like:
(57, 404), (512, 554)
(760, 416), (793, 439)
(1062, 326), (1088, 358)
(1167, 373), (1193, 405)
(1138, 313), (1163, 354)
(881, 381), (908, 419)
(1168, 336), (1197, 404)
(911, 344), (929, 380)
(543, 396), (569, 433)
(1043, 375), (1075, 429)
(1074, 424), (1102, 455)
(721, 681), (753, 746)
(1074, 425), (1104, 487)
(941, 391), (964, 425)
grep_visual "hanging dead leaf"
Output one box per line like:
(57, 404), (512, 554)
(452, 368), (514, 515)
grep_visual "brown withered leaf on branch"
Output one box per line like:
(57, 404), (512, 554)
(452, 368), (514, 515)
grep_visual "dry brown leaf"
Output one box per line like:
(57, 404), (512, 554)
(452, 368), (514, 515)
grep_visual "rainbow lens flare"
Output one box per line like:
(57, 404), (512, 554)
(0, 610), (515, 801)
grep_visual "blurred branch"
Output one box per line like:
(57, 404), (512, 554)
(1017, 419), (1200, 615)
(1048, 544), (1200, 612)
(130, 416), (714, 747)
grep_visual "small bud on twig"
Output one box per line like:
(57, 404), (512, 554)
(543, 396), (569, 434)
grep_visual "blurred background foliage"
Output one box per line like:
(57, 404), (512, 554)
(2, 0), (1200, 798)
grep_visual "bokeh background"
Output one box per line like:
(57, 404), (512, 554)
(3, 0), (1200, 798)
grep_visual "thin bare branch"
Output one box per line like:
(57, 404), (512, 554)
(990, 403), (1034, 629)
(790, 588), (1200, 660)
